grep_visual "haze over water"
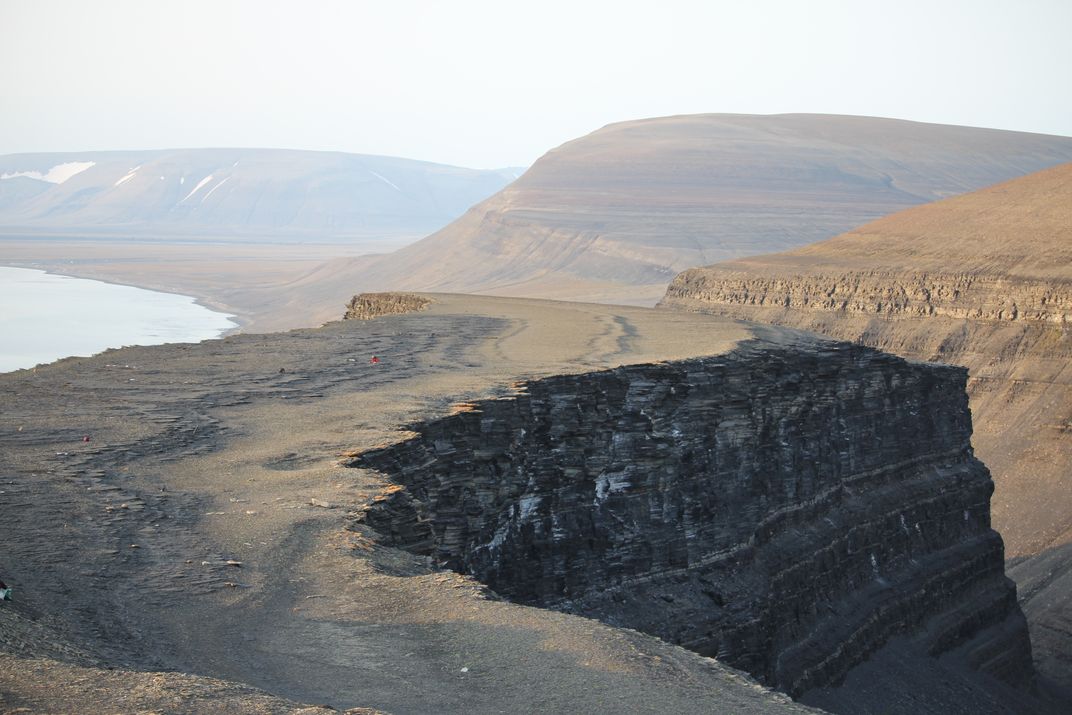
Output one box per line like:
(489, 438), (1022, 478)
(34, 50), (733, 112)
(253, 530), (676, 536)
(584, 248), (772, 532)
(0, 266), (236, 372)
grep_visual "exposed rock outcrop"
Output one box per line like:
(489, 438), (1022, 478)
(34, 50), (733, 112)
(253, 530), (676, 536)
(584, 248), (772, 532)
(664, 270), (1072, 325)
(343, 292), (432, 320)
(351, 339), (1032, 699)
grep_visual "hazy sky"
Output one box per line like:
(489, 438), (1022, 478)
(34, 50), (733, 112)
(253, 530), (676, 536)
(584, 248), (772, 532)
(2, 0), (1070, 168)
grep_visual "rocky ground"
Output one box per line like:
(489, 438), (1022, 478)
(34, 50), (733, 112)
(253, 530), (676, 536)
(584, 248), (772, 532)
(2, 295), (827, 714)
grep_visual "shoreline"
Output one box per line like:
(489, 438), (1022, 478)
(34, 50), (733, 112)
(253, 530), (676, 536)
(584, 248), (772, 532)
(21, 263), (250, 336)
(0, 237), (364, 333)
(0, 265), (240, 372)
(0, 261), (249, 334)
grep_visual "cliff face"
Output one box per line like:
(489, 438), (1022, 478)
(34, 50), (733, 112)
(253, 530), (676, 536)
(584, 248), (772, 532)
(658, 163), (1072, 697)
(324, 114), (1072, 306)
(352, 340), (1031, 699)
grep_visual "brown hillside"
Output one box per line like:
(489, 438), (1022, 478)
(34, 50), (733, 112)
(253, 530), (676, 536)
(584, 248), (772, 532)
(329, 114), (1072, 307)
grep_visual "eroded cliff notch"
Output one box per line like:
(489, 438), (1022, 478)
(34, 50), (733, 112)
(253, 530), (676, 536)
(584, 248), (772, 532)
(349, 340), (1030, 697)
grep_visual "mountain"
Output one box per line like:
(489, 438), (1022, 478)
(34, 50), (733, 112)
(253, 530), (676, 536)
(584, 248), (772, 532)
(0, 148), (522, 243)
(659, 162), (1072, 698)
(331, 114), (1072, 304)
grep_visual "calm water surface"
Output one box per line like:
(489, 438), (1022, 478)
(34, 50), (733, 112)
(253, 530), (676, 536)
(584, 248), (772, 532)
(0, 266), (237, 372)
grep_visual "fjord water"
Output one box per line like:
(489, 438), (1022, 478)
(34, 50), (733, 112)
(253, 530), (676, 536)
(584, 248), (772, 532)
(0, 266), (237, 372)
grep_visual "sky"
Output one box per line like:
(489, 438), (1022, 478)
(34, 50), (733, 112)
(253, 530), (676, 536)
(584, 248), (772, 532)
(1, 0), (1070, 169)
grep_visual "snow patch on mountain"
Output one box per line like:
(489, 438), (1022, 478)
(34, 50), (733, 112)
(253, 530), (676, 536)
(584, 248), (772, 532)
(2, 161), (96, 184)
(114, 166), (141, 187)
(201, 176), (230, 202)
(370, 170), (401, 191)
(181, 175), (215, 202)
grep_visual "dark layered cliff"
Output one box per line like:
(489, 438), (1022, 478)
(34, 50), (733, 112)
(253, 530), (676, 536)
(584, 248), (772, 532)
(351, 339), (1031, 699)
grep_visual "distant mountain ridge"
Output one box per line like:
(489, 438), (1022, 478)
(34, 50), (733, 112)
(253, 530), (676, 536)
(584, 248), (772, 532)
(0, 148), (522, 243)
(330, 113), (1072, 304)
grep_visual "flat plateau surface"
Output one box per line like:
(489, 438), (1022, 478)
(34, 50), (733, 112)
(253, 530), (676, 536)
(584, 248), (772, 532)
(1, 295), (825, 714)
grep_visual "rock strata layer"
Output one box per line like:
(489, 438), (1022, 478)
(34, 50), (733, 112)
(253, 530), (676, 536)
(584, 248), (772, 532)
(352, 340), (1031, 697)
(659, 164), (1072, 557)
(665, 270), (1072, 325)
